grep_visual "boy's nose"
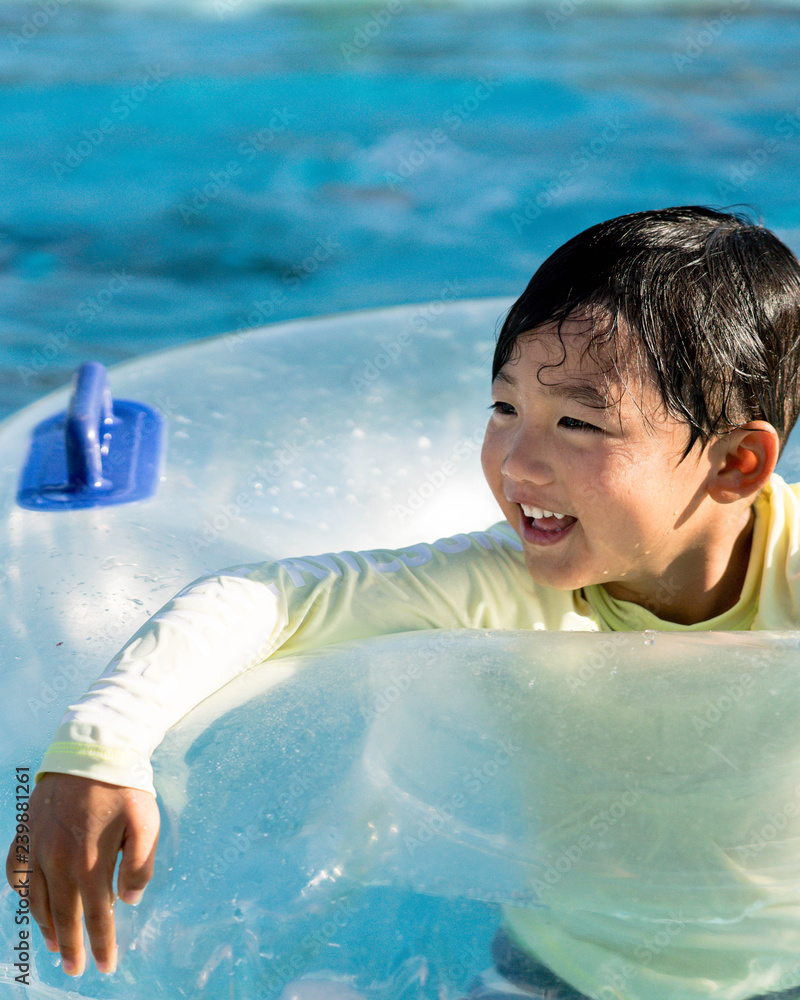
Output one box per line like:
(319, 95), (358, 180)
(501, 432), (554, 485)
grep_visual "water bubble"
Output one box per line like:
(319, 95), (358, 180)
(643, 630), (657, 646)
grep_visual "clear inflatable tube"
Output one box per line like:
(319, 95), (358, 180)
(165, 627), (800, 918)
(7, 627), (798, 999)
(150, 629), (800, 1000)
(3, 301), (800, 998)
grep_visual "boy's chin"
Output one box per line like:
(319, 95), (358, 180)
(522, 556), (588, 593)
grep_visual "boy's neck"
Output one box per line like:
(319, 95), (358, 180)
(605, 504), (756, 626)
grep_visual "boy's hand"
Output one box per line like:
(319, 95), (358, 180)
(5, 773), (160, 976)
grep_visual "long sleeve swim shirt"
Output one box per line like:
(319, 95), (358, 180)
(38, 474), (800, 1000)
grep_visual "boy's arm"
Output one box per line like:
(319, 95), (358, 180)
(10, 528), (531, 973)
(36, 569), (293, 796)
(35, 530), (527, 794)
(8, 568), (293, 975)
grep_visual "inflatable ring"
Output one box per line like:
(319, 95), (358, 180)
(3, 301), (800, 999)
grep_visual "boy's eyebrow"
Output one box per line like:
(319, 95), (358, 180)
(548, 382), (612, 410)
(492, 370), (612, 410)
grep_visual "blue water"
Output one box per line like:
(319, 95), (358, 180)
(1, 0), (800, 419)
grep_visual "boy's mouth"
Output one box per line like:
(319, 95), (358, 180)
(519, 503), (578, 542)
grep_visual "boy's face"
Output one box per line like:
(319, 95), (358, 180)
(481, 319), (731, 616)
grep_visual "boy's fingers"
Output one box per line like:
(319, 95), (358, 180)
(27, 868), (59, 952)
(83, 790), (158, 971)
(116, 793), (160, 905)
(7, 848), (62, 959)
(48, 883), (87, 977)
(41, 929), (60, 953)
(81, 880), (119, 975)
(50, 867), (117, 976)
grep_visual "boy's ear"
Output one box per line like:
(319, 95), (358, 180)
(708, 421), (780, 503)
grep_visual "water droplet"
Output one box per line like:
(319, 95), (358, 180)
(643, 630), (657, 646)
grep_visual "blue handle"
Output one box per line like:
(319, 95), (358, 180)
(17, 360), (165, 510)
(65, 362), (114, 490)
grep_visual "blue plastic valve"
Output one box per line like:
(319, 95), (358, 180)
(16, 362), (165, 510)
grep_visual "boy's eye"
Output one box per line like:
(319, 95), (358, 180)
(489, 401), (516, 416)
(559, 416), (601, 432)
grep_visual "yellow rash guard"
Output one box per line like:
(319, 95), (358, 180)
(37, 474), (800, 1000)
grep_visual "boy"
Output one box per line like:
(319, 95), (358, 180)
(8, 206), (800, 998)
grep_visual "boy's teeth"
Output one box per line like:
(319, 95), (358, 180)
(521, 504), (566, 519)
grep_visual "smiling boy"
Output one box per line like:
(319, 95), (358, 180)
(9, 206), (800, 999)
(483, 317), (766, 625)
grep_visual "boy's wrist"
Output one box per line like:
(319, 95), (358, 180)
(37, 740), (154, 796)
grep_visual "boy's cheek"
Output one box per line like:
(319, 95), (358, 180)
(479, 433), (500, 489)
(573, 453), (635, 507)
(574, 469), (616, 506)
(479, 443), (515, 521)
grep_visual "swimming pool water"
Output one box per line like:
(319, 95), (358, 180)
(1, 0), (800, 419)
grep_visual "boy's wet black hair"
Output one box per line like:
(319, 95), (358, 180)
(495, 206), (800, 456)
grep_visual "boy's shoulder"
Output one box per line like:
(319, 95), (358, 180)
(760, 472), (800, 519)
(748, 474), (800, 629)
(762, 474), (800, 563)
